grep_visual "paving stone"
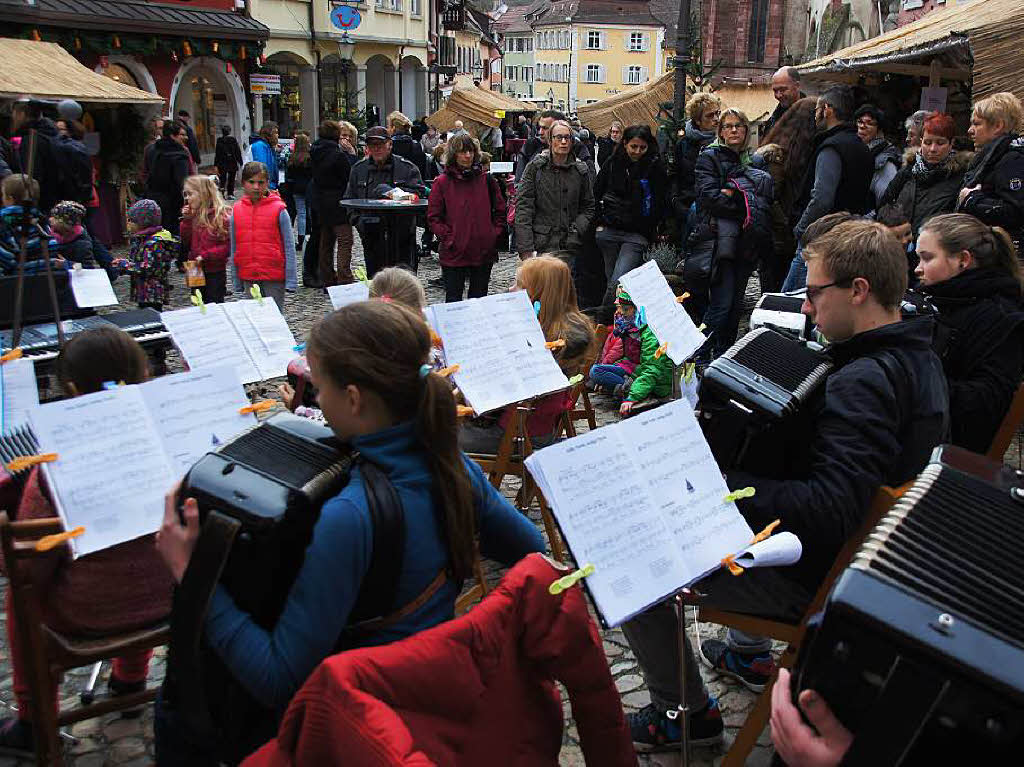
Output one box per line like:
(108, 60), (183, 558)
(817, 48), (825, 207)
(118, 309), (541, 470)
(103, 717), (144, 740)
(602, 640), (624, 658)
(621, 690), (651, 709)
(71, 754), (105, 767)
(110, 736), (147, 762)
(610, 661), (634, 675)
(615, 674), (644, 693)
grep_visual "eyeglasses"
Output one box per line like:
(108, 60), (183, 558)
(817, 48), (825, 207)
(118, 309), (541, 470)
(856, 120), (878, 129)
(551, 134), (572, 142)
(804, 280), (851, 302)
(721, 123), (745, 132)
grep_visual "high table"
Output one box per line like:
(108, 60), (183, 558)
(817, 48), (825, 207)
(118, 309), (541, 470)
(339, 198), (429, 273)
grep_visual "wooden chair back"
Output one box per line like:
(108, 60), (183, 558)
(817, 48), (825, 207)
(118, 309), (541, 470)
(986, 382), (1024, 462)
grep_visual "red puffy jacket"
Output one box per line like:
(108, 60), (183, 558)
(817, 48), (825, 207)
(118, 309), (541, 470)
(242, 554), (635, 767)
(180, 212), (230, 273)
(232, 193), (286, 281)
(427, 167), (506, 268)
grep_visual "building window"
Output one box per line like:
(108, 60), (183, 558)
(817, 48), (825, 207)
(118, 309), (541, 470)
(376, 0), (402, 10)
(525, 66), (533, 82)
(747, 0), (770, 62)
(625, 65), (643, 84)
(562, 64), (569, 82)
(526, 37), (533, 51)
(410, 0), (420, 14)
(587, 31), (601, 49)
(585, 64), (602, 83)
(561, 30), (570, 49)
(628, 31), (647, 51)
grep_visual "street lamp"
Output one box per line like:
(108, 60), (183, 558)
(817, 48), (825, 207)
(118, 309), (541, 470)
(673, 0), (691, 120)
(338, 32), (355, 118)
(565, 15), (572, 112)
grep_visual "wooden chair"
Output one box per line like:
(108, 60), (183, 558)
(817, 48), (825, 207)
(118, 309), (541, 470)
(454, 556), (491, 616)
(986, 382), (1024, 462)
(696, 484), (907, 766)
(563, 324), (609, 438)
(0, 513), (169, 766)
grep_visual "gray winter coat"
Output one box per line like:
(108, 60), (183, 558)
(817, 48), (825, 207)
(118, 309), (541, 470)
(515, 151), (595, 254)
(343, 152), (425, 227)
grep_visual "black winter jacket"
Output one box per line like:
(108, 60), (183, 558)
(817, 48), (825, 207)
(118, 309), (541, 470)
(391, 133), (428, 179)
(343, 153), (424, 229)
(672, 121), (716, 213)
(593, 152), (668, 238)
(879, 150), (972, 236)
(727, 318), (949, 591)
(145, 137), (191, 226)
(920, 268), (1024, 453)
(693, 144), (773, 261)
(958, 133), (1024, 250)
(14, 118), (65, 213)
(311, 138), (352, 228)
(214, 135), (243, 172)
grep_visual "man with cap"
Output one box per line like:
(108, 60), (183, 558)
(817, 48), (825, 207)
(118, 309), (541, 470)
(342, 126), (425, 276)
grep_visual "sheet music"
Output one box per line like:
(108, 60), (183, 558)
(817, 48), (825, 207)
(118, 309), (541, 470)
(139, 366), (255, 475)
(327, 282), (370, 311)
(1, 357), (39, 435)
(32, 386), (174, 558)
(734, 532), (802, 569)
(430, 291), (568, 414)
(69, 267), (118, 307)
(618, 260), (707, 365)
(525, 400), (755, 627)
(161, 305), (261, 384)
(235, 300), (298, 380)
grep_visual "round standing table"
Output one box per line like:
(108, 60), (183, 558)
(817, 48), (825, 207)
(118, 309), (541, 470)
(339, 198), (428, 273)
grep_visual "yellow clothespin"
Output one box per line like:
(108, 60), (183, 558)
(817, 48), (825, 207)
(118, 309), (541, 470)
(249, 284), (265, 305)
(0, 348), (23, 363)
(35, 526), (85, 552)
(723, 486), (756, 503)
(568, 373), (583, 386)
(354, 267), (370, 286)
(675, 292), (691, 303)
(5, 453), (58, 473)
(239, 399), (275, 415)
(549, 563), (596, 595)
(190, 289), (206, 314)
(437, 364), (460, 377)
(654, 341), (669, 359)
(545, 339), (566, 350)
(697, 323), (707, 333)
(682, 363), (696, 384)
(721, 519), (781, 576)
(456, 405), (475, 418)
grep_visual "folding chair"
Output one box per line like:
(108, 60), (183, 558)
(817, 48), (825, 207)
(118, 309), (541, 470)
(986, 381), (1024, 462)
(696, 484), (906, 765)
(0, 513), (169, 766)
(454, 556), (491, 616)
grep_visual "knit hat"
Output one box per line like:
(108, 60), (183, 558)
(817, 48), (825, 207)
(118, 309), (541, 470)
(127, 198), (162, 229)
(50, 200), (86, 228)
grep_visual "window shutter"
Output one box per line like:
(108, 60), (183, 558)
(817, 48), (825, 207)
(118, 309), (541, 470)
(640, 66), (649, 82)
(623, 32), (630, 51)
(599, 64), (606, 83)
(621, 65), (629, 83)
(642, 33), (650, 51)
(601, 31), (607, 50)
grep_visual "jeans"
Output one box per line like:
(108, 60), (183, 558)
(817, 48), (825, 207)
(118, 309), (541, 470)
(293, 194), (306, 240)
(241, 279), (285, 313)
(781, 247), (807, 292)
(596, 227), (648, 306)
(199, 270), (226, 304)
(319, 223), (354, 285)
(589, 363), (628, 391)
(703, 258), (756, 357)
(217, 167), (236, 198)
(442, 263), (493, 302)
(622, 566), (811, 712)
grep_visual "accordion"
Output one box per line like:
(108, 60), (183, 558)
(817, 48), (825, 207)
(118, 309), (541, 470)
(795, 445), (1024, 763)
(749, 292), (813, 340)
(698, 327), (833, 472)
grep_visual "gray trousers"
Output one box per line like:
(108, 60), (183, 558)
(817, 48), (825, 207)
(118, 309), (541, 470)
(241, 280), (285, 313)
(596, 227), (649, 306)
(622, 566), (811, 712)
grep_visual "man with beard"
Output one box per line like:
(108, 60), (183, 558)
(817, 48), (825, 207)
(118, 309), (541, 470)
(760, 67), (805, 140)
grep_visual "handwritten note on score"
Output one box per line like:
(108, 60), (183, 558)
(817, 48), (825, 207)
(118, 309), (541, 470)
(426, 291), (569, 414)
(1, 357), (39, 435)
(31, 368), (255, 557)
(327, 282), (370, 311)
(525, 400), (754, 627)
(618, 260), (706, 365)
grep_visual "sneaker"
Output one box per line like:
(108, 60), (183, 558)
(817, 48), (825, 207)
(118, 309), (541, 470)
(108, 675), (146, 719)
(699, 638), (775, 693)
(0, 717), (33, 756)
(627, 699), (723, 752)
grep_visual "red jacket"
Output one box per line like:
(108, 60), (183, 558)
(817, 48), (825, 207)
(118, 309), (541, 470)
(180, 212), (230, 273)
(598, 328), (641, 375)
(242, 554), (635, 767)
(233, 193), (287, 281)
(427, 167), (506, 268)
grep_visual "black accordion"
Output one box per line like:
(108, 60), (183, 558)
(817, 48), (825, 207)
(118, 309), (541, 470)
(698, 327), (833, 473)
(167, 413), (353, 763)
(795, 445), (1024, 764)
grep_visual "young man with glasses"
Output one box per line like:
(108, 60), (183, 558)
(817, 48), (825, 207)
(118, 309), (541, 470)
(624, 219), (949, 753)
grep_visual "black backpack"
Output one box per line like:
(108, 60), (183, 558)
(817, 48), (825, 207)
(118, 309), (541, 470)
(56, 137), (93, 205)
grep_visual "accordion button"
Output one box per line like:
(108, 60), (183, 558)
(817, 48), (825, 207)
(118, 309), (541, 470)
(222, 462), (236, 475)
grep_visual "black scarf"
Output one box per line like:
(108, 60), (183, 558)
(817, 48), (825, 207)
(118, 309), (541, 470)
(911, 150), (956, 186)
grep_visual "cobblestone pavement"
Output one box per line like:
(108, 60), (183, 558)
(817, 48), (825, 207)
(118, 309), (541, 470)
(0, 235), (773, 765)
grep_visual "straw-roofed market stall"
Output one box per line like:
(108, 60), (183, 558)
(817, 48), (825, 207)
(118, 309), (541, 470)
(426, 85), (535, 136)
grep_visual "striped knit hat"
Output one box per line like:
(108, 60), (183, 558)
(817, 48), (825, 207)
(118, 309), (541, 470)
(127, 198), (162, 229)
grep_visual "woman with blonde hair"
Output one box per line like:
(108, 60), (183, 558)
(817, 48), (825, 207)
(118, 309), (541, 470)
(673, 92), (723, 218)
(957, 91), (1024, 251)
(180, 174), (231, 302)
(916, 213), (1024, 452)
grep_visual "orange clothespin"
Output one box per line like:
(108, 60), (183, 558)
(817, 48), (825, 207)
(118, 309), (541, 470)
(456, 405), (475, 418)
(721, 519), (781, 577)
(675, 292), (691, 303)
(545, 339), (566, 350)
(438, 364), (460, 377)
(35, 526), (85, 552)
(239, 400), (276, 415)
(5, 453), (58, 473)
(0, 348), (23, 363)
(654, 341), (669, 359)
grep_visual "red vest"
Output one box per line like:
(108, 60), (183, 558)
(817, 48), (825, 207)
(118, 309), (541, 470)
(232, 193), (287, 282)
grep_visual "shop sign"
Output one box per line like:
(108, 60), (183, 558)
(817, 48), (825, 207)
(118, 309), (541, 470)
(250, 74), (282, 95)
(331, 4), (362, 30)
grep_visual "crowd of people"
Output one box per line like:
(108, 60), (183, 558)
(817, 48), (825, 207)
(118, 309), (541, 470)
(1, 73), (1023, 766)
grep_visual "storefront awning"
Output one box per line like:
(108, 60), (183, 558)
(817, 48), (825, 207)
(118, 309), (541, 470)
(0, 38), (165, 103)
(0, 0), (269, 41)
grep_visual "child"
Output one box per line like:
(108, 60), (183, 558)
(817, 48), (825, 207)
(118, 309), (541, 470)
(588, 286), (643, 395)
(49, 200), (94, 267)
(616, 288), (674, 416)
(156, 302), (545, 763)
(0, 327), (173, 754)
(0, 174), (64, 275)
(180, 175), (231, 304)
(230, 161), (297, 312)
(111, 199), (177, 311)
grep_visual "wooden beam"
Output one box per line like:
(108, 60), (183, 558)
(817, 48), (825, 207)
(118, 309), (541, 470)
(861, 62), (970, 80)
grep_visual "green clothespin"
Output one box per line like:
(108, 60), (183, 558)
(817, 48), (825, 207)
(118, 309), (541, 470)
(568, 373), (583, 386)
(723, 486), (756, 503)
(353, 267), (370, 286)
(250, 284), (264, 306)
(549, 563), (596, 595)
(682, 362), (696, 384)
(190, 289), (206, 314)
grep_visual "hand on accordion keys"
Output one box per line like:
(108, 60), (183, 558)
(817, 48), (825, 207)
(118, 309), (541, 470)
(156, 481), (200, 584)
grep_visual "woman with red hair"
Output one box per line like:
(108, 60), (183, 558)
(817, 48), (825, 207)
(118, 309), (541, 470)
(879, 112), (973, 237)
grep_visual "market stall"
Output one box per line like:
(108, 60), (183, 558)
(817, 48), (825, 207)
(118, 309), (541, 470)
(426, 84), (534, 137)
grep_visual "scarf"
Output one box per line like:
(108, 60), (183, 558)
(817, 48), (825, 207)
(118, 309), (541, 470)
(684, 120), (716, 146)
(612, 313), (639, 338)
(962, 133), (1017, 189)
(910, 150), (956, 186)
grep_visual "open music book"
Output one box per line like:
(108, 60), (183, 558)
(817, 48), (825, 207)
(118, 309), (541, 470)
(31, 366), (255, 557)
(425, 291), (569, 414)
(524, 400), (801, 627)
(1, 357), (39, 436)
(161, 299), (297, 384)
(327, 282), (370, 311)
(618, 260), (707, 365)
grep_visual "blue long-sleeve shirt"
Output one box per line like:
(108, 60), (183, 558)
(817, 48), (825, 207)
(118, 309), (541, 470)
(203, 421), (546, 710)
(250, 138), (279, 189)
(228, 210), (297, 292)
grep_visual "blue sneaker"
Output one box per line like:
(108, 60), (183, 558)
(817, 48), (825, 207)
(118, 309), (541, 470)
(627, 698), (724, 752)
(700, 638), (775, 692)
